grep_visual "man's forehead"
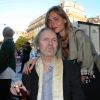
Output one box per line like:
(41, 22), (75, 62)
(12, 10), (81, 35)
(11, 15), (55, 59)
(40, 30), (56, 38)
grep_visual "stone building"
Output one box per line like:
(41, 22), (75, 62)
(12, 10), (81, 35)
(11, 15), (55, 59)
(88, 16), (100, 24)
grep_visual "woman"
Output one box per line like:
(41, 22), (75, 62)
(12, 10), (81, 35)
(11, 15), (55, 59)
(0, 27), (16, 100)
(44, 6), (99, 100)
(10, 27), (85, 100)
(23, 6), (99, 100)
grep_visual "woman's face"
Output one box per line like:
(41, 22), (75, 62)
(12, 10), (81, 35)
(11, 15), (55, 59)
(38, 29), (58, 57)
(47, 11), (66, 34)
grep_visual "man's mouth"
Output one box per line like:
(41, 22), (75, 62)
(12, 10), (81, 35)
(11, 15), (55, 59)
(52, 27), (57, 30)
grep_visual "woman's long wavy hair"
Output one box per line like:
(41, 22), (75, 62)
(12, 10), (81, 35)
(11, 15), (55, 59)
(45, 5), (73, 34)
(45, 6), (73, 59)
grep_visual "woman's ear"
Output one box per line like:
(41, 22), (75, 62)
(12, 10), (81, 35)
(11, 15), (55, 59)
(64, 20), (67, 23)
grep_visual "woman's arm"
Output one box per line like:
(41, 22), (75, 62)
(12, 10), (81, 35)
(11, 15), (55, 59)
(22, 58), (37, 74)
(22, 49), (39, 74)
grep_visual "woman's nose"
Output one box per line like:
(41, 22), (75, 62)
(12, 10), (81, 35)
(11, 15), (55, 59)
(50, 21), (54, 28)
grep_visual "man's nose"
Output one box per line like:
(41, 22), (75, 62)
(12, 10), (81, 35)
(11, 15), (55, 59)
(48, 40), (53, 45)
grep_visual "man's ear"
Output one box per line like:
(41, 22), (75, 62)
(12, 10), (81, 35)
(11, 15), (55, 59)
(37, 46), (39, 50)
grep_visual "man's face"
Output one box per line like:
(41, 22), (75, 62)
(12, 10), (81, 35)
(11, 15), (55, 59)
(38, 29), (58, 57)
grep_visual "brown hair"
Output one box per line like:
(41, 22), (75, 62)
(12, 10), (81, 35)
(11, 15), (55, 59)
(45, 5), (73, 34)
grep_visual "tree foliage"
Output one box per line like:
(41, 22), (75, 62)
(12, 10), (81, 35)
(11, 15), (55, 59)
(15, 36), (29, 50)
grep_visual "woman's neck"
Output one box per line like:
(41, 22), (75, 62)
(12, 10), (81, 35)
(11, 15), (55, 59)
(59, 29), (67, 39)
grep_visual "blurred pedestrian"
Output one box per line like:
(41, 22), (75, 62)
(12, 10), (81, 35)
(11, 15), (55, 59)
(0, 26), (16, 100)
(20, 42), (32, 73)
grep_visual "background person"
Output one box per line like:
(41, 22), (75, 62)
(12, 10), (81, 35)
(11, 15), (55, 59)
(0, 26), (16, 100)
(20, 42), (32, 73)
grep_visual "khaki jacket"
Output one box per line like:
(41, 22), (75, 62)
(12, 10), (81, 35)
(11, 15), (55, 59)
(68, 29), (97, 70)
(95, 55), (100, 71)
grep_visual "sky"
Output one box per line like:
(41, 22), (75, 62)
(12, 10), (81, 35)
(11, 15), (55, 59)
(0, 0), (100, 32)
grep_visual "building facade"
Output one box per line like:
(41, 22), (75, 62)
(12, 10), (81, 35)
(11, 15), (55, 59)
(88, 16), (100, 24)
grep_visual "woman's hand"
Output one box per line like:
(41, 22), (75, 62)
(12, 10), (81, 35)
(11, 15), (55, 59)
(22, 59), (37, 74)
(81, 75), (87, 83)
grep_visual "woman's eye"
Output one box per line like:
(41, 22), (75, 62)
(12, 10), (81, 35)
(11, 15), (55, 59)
(54, 17), (59, 21)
